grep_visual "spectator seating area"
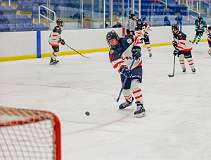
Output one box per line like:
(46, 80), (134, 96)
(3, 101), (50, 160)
(0, 0), (209, 32)
(0, 0), (48, 32)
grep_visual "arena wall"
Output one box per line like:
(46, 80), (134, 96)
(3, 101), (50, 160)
(0, 26), (207, 62)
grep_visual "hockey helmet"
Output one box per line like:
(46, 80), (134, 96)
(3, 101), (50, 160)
(137, 18), (142, 25)
(142, 22), (148, 28)
(56, 18), (63, 27)
(106, 30), (119, 46)
(198, 16), (203, 21)
(132, 45), (141, 55)
(136, 19), (143, 31)
(172, 24), (179, 33)
(129, 13), (136, 19)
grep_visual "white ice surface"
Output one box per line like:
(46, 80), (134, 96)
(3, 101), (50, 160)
(0, 43), (211, 160)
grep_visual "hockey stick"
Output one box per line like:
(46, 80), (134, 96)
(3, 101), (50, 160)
(116, 58), (136, 102)
(65, 44), (89, 59)
(168, 54), (176, 78)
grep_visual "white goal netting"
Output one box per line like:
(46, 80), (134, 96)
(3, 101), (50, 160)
(0, 106), (61, 160)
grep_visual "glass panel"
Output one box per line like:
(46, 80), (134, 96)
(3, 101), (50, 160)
(112, 0), (123, 28)
(92, 0), (105, 28)
(0, 0), (211, 32)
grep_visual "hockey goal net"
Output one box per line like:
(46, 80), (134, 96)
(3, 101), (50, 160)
(0, 106), (61, 160)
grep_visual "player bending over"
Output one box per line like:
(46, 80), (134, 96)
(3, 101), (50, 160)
(206, 26), (211, 56)
(142, 22), (152, 57)
(48, 19), (65, 65)
(136, 19), (152, 57)
(172, 24), (196, 73)
(135, 19), (152, 57)
(192, 16), (207, 44)
(106, 30), (145, 117)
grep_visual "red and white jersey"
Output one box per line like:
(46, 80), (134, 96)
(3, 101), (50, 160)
(173, 31), (192, 52)
(134, 31), (145, 46)
(49, 32), (61, 47)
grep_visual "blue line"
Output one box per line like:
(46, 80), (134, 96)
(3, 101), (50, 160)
(36, 31), (41, 58)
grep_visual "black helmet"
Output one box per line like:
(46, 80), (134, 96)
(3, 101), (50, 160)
(198, 16), (203, 23)
(136, 19), (143, 31)
(208, 26), (211, 30)
(143, 22), (148, 27)
(172, 24), (179, 32)
(198, 16), (203, 20)
(106, 30), (119, 46)
(137, 18), (142, 25)
(129, 13), (136, 19)
(56, 18), (63, 27)
(132, 45), (141, 55)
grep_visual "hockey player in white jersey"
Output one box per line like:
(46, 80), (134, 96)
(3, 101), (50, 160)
(135, 19), (152, 57)
(172, 24), (196, 73)
(142, 22), (152, 57)
(106, 30), (145, 117)
(48, 19), (65, 65)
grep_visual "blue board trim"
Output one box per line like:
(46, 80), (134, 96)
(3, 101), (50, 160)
(36, 31), (41, 58)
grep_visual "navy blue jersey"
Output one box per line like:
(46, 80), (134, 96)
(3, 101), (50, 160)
(109, 36), (142, 72)
(109, 36), (133, 62)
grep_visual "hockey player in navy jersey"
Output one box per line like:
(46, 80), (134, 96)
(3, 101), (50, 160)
(106, 30), (145, 117)
(48, 19), (65, 65)
(206, 26), (211, 56)
(172, 24), (196, 73)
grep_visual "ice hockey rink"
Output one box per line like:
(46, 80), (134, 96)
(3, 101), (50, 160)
(0, 43), (211, 160)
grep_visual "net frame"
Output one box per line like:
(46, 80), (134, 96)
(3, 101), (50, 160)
(0, 106), (61, 160)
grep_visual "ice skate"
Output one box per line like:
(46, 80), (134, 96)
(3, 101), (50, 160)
(182, 68), (186, 72)
(149, 53), (152, 58)
(134, 102), (145, 118)
(208, 50), (211, 56)
(191, 68), (196, 73)
(49, 58), (59, 65)
(119, 98), (134, 110)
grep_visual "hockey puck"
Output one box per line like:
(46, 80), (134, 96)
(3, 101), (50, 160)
(85, 111), (90, 116)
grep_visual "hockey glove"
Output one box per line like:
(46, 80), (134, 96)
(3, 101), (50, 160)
(172, 40), (177, 48)
(60, 39), (65, 45)
(120, 67), (132, 78)
(132, 46), (142, 60)
(144, 33), (149, 38)
(173, 49), (179, 56)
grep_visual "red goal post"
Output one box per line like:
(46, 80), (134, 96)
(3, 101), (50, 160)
(0, 106), (61, 160)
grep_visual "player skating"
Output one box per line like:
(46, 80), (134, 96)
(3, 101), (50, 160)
(192, 16), (207, 44)
(48, 19), (65, 65)
(106, 30), (145, 117)
(172, 24), (196, 73)
(206, 26), (211, 56)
